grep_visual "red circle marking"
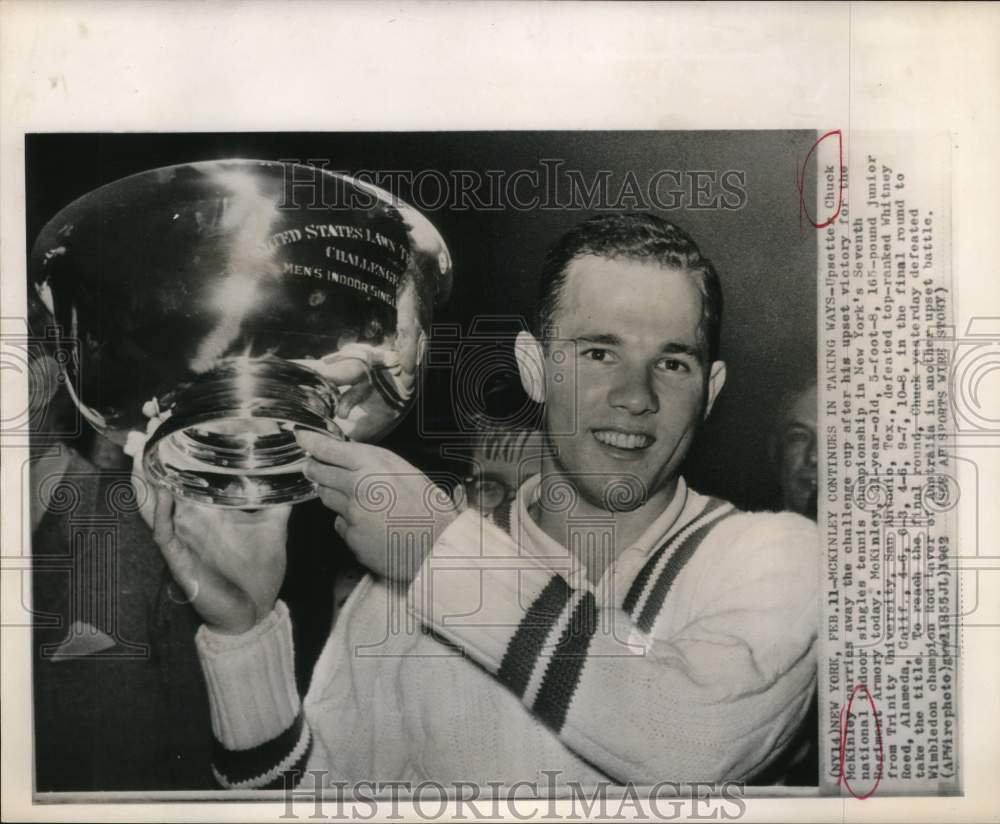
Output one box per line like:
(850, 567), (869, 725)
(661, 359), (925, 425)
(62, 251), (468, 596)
(798, 129), (844, 229)
(837, 683), (885, 799)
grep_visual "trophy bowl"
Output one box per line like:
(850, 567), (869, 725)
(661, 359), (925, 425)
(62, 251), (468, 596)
(29, 159), (452, 507)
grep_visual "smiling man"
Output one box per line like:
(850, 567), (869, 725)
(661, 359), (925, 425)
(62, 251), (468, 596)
(149, 213), (818, 790)
(514, 218), (728, 585)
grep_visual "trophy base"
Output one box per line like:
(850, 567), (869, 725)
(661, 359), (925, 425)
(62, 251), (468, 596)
(142, 357), (343, 508)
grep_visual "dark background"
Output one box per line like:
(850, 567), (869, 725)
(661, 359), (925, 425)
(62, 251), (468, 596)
(26, 131), (817, 511)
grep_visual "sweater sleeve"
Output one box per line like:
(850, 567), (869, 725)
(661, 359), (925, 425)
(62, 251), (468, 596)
(195, 577), (415, 789)
(195, 601), (320, 789)
(409, 508), (819, 784)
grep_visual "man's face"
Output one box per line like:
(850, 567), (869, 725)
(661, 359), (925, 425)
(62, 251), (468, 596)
(536, 255), (725, 511)
(776, 384), (818, 516)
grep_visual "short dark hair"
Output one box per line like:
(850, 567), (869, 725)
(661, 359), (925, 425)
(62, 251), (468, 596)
(535, 213), (723, 363)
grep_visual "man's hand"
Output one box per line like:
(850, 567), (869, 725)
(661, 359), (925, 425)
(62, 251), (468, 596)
(295, 429), (459, 582)
(152, 491), (291, 635)
(128, 429), (291, 635)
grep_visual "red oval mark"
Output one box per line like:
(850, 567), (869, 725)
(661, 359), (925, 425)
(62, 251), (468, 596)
(836, 684), (885, 799)
(798, 129), (844, 229)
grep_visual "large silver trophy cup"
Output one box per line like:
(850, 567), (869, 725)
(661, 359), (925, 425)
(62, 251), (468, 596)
(29, 160), (452, 507)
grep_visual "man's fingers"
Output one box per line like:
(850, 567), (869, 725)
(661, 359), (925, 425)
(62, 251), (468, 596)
(295, 429), (362, 470)
(318, 485), (351, 515)
(152, 488), (177, 547)
(304, 458), (357, 495)
(150, 489), (206, 595)
(130, 465), (156, 532)
(334, 515), (349, 540)
(314, 355), (369, 387)
(336, 381), (373, 419)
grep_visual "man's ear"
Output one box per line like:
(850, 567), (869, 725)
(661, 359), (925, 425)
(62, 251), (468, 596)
(415, 329), (427, 368)
(702, 360), (727, 420)
(514, 330), (546, 404)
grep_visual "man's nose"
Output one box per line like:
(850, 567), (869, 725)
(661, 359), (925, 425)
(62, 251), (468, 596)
(608, 364), (659, 415)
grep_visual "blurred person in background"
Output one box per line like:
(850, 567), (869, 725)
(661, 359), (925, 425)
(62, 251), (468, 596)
(770, 381), (818, 520)
(760, 378), (819, 785)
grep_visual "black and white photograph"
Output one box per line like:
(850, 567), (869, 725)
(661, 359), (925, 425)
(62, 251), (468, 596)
(24, 131), (818, 795)
(1, 3), (996, 823)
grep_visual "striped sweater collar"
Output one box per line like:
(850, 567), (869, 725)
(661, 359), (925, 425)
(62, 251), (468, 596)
(507, 474), (698, 593)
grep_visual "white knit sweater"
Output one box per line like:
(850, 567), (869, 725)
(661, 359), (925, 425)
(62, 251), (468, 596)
(196, 477), (818, 789)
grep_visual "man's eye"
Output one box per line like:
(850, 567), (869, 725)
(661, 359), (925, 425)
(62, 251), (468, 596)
(656, 358), (689, 373)
(582, 348), (612, 362)
(784, 429), (813, 447)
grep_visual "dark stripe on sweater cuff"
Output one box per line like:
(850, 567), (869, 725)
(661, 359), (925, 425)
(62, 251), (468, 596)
(495, 575), (570, 697)
(212, 711), (305, 786)
(257, 735), (315, 790)
(532, 591), (598, 734)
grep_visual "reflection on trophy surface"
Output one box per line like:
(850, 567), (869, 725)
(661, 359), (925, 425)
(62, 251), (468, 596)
(29, 160), (453, 508)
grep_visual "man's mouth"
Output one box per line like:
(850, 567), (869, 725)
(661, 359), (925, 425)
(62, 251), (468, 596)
(592, 429), (654, 451)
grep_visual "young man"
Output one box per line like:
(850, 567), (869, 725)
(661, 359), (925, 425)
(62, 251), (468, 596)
(147, 214), (818, 789)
